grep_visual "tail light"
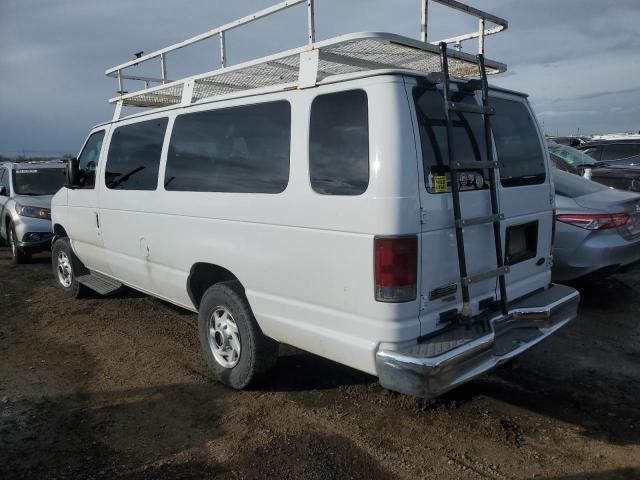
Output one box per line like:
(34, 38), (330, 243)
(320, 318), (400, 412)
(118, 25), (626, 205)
(556, 213), (630, 230)
(374, 236), (417, 303)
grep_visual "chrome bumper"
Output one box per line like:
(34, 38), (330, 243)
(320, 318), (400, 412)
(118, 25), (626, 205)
(375, 284), (580, 399)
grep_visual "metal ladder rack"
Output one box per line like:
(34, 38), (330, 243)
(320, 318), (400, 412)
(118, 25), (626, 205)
(104, 0), (508, 118)
(438, 42), (509, 321)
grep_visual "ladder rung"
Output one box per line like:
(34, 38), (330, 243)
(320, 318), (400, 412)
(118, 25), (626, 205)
(456, 214), (504, 228)
(448, 101), (495, 115)
(451, 161), (498, 170)
(461, 266), (510, 287)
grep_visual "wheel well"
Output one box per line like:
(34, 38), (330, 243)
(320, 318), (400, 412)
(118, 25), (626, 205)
(187, 263), (241, 309)
(53, 224), (68, 238)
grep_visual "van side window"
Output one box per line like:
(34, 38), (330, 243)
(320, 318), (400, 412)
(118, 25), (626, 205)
(105, 119), (168, 191)
(309, 90), (369, 196)
(165, 102), (291, 193)
(77, 131), (105, 189)
(491, 98), (546, 187)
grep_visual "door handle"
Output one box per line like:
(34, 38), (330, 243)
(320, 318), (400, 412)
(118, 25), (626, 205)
(95, 212), (100, 230)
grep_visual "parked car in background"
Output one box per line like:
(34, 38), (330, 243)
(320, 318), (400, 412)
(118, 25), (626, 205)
(548, 143), (640, 193)
(547, 136), (591, 147)
(0, 161), (66, 264)
(577, 138), (640, 162)
(548, 143), (604, 174)
(552, 169), (640, 281)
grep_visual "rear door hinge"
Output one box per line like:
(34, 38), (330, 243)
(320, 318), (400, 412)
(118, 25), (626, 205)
(420, 209), (428, 225)
(420, 294), (428, 311)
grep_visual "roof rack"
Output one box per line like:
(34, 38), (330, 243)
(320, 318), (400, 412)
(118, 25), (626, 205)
(106, 0), (508, 120)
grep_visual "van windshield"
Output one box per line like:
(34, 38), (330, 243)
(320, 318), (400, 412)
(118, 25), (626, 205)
(12, 168), (66, 195)
(414, 88), (546, 191)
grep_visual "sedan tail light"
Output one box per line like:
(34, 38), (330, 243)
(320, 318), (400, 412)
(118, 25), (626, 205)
(556, 213), (630, 230)
(374, 236), (417, 303)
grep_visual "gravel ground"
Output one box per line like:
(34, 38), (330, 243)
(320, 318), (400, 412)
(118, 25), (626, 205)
(1, 248), (639, 479)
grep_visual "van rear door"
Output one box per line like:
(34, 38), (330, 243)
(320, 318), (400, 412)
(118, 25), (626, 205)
(407, 80), (554, 336)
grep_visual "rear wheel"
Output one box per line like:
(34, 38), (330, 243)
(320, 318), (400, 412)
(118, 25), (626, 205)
(8, 223), (29, 265)
(51, 237), (89, 298)
(198, 281), (278, 389)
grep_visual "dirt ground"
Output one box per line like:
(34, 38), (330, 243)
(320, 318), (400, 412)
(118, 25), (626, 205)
(1, 249), (639, 480)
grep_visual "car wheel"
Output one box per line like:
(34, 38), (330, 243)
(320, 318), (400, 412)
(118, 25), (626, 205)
(51, 237), (89, 298)
(8, 223), (30, 265)
(198, 281), (278, 390)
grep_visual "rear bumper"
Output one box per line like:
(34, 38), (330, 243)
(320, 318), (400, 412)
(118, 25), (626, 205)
(375, 284), (580, 399)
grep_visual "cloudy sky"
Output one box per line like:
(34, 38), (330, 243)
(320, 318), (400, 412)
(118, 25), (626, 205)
(1, 0), (639, 155)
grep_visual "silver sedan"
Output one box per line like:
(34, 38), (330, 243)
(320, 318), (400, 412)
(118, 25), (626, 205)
(552, 169), (640, 281)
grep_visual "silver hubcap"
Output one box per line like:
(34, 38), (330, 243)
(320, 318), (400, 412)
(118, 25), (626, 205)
(208, 307), (241, 368)
(56, 252), (73, 288)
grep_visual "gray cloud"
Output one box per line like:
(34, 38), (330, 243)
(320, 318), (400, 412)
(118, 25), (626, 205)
(1, 0), (639, 154)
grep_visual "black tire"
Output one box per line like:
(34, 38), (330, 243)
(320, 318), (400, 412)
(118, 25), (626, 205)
(198, 281), (278, 390)
(51, 237), (89, 299)
(8, 223), (30, 265)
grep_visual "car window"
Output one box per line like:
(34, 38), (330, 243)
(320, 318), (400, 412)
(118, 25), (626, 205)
(553, 169), (607, 198)
(413, 88), (487, 193)
(309, 90), (369, 196)
(602, 143), (640, 161)
(549, 153), (579, 174)
(492, 98), (546, 187)
(12, 168), (67, 195)
(105, 119), (168, 191)
(580, 146), (602, 161)
(0, 169), (9, 194)
(165, 101), (291, 193)
(77, 130), (105, 189)
(548, 144), (597, 168)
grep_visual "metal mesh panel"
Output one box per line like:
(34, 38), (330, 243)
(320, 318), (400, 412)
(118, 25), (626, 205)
(193, 55), (301, 101)
(115, 35), (503, 108)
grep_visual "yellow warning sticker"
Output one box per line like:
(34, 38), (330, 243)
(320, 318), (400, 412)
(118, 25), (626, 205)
(434, 176), (448, 193)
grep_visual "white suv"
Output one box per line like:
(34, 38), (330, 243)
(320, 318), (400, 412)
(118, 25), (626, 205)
(50, 14), (579, 398)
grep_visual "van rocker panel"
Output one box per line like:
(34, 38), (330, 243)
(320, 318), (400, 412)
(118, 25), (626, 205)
(375, 284), (579, 398)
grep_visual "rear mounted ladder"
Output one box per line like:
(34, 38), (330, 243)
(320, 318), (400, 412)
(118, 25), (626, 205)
(438, 42), (509, 323)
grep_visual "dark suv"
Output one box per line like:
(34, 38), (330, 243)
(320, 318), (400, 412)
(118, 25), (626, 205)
(577, 138), (640, 162)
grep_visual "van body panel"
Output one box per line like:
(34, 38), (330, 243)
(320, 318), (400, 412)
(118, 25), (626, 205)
(404, 78), (554, 336)
(63, 126), (113, 276)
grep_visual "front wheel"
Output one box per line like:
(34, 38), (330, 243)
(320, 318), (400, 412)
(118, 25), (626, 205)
(51, 238), (89, 298)
(8, 223), (29, 265)
(198, 281), (278, 390)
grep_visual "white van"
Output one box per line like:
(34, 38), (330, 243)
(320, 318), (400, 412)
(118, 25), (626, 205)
(51, 1), (579, 398)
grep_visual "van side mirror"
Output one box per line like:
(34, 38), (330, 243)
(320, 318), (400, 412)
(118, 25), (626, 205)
(0, 186), (7, 196)
(65, 158), (82, 189)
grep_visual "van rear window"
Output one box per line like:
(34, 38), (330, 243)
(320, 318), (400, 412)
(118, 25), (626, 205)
(413, 89), (546, 191)
(413, 88), (487, 194)
(491, 98), (546, 187)
(165, 101), (291, 193)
